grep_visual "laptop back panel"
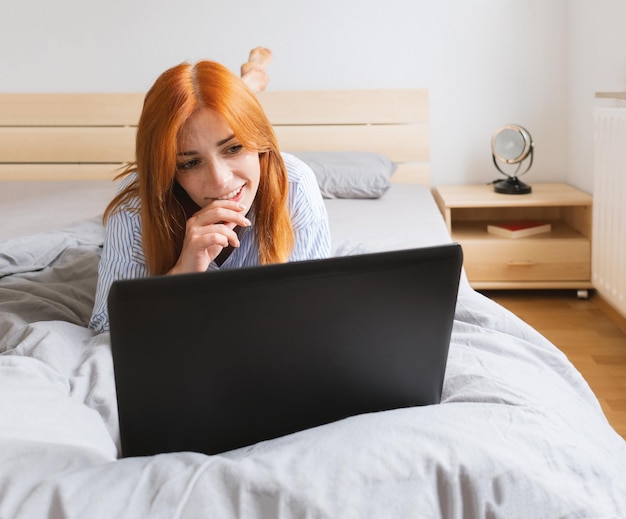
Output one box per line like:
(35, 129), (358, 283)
(109, 244), (463, 456)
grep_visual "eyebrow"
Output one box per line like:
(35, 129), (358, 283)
(177, 134), (237, 156)
(217, 134), (237, 147)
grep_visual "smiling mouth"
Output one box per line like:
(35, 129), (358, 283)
(216, 185), (244, 201)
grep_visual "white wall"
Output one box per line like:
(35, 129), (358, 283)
(567, 0), (626, 194)
(2, 0), (623, 191)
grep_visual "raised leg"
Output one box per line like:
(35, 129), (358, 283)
(240, 47), (273, 94)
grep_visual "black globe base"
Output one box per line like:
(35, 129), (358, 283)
(493, 177), (532, 195)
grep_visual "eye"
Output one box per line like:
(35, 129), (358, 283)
(177, 158), (201, 171)
(226, 144), (244, 155)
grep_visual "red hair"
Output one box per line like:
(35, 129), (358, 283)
(104, 60), (294, 275)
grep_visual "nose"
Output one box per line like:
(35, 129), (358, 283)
(205, 156), (233, 193)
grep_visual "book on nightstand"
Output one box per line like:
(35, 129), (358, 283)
(486, 220), (552, 239)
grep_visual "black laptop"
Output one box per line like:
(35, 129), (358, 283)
(108, 243), (463, 457)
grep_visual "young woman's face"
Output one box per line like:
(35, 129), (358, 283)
(175, 108), (260, 212)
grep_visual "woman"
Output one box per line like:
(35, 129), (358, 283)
(89, 51), (331, 333)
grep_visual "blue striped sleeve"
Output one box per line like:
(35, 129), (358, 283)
(283, 153), (332, 261)
(89, 206), (147, 333)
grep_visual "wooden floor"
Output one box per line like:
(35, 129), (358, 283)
(484, 290), (626, 441)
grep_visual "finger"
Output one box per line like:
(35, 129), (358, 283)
(214, 224), (242, 248)
(193, 199), (247, 217)
(188, 223), (242, 249)
(191, 206), (252, 229)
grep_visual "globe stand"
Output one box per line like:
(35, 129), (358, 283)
(493, 176), (532, 195)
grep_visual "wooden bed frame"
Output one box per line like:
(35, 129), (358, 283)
(0, 89), (429, 184)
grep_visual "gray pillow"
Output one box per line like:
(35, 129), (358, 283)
(290, 151), (397, 199)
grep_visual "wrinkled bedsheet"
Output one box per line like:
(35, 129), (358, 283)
(1, 218), (625, 518)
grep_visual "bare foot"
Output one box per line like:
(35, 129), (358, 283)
(241, 47), (273, 93)
(247, 47), (272, 69)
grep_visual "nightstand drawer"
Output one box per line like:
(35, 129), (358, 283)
(461, 240), (590, 282)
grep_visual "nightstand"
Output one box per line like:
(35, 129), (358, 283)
(432, 183), (593, 297)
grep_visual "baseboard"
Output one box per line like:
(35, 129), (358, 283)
(592, 293), (626, 335)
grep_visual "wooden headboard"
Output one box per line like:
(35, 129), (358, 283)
(0, 89), (429, 184)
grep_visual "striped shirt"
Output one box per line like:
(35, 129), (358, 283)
(89, 153), (331, 333)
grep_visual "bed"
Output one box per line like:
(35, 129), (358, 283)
(1, 89), (625, 518)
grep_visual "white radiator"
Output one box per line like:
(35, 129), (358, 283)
(593, 105), (626, 317)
